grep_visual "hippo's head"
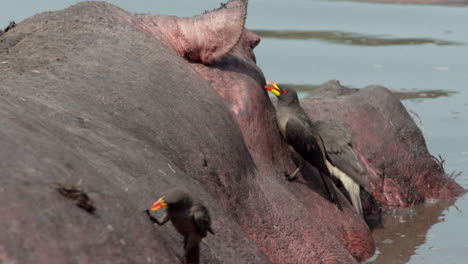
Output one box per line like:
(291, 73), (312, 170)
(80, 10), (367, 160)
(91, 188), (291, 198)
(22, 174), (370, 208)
(120, 0), (265, 116)
(120, 0), (282, 170)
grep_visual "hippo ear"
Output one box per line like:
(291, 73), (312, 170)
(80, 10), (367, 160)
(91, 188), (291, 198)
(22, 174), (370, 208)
(177, 0), (247, 64)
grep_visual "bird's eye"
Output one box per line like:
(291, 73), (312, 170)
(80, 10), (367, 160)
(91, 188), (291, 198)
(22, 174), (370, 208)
(283, 90), (289, 94)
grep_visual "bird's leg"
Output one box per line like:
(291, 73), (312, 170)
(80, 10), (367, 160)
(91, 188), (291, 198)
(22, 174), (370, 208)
(178, 236), (189, 264)
(145, 209), (169, 225)
(183, 235), (194, 258)
(183, 235), (188, 247)
(285, 159), (305, 181)
(182, 234), (201, 264)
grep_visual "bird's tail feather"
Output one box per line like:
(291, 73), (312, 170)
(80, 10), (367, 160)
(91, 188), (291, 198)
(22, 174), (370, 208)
(325, 160), (363, 216)
(320, 173), (343, 211)
(348, 181), (363, 216)
(340, 173), (363, 216)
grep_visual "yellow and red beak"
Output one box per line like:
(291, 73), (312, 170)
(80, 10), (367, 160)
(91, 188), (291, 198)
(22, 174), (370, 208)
(150, 197), (168, 211)
(264, 81), (281, 97)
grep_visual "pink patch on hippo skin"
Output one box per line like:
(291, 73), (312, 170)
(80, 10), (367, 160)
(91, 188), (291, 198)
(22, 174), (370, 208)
(0, 245), (16, 264)
(191, 28), (264, 121)
(381, 178), (410, 207)
(353, 147), (381, 189)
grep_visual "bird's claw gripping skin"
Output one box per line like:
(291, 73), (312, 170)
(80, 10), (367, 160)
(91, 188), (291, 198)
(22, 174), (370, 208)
(145, 209), (159, 224)
(284, 172), (297, 181)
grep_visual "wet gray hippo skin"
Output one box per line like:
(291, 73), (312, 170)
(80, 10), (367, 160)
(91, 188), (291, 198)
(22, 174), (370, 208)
(0, 1), (462, 263)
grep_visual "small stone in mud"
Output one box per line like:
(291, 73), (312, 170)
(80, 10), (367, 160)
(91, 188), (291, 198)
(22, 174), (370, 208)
(55, 183), (96, 214)
(382, 239), (393, 244)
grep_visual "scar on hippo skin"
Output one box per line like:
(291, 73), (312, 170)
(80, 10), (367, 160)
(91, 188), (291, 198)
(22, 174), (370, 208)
(55, 182), (96, 214)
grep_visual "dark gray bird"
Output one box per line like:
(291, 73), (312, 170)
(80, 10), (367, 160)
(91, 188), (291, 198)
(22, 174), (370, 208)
(264, 81), (369, 216)
(145, 189), (214, 264)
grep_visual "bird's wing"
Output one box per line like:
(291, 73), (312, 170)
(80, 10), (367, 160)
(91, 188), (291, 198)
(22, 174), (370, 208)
(312, 120), (369, 189)
(191, 204), (213, 237)
(285, 116), (328, 172)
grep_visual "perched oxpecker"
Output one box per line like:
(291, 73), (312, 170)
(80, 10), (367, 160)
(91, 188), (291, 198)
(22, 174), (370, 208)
(265, 81), (369, 216)
(145, 189), (214, 263)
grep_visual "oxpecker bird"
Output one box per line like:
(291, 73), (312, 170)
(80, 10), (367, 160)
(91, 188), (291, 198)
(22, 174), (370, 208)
(145, 189), (214, 263)
(264, 81), (369, 216)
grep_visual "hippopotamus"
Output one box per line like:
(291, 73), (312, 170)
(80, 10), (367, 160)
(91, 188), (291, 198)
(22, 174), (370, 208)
(0, 1), (463, 263)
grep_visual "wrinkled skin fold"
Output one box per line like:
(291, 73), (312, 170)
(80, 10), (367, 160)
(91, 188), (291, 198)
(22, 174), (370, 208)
(0, 1), (463, 264)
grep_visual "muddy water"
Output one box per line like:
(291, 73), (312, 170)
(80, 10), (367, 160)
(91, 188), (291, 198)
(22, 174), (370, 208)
(2, 0), (467, 263)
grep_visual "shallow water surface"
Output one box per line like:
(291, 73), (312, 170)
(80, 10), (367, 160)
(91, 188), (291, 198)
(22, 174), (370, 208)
(1, 0), (467, 263)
